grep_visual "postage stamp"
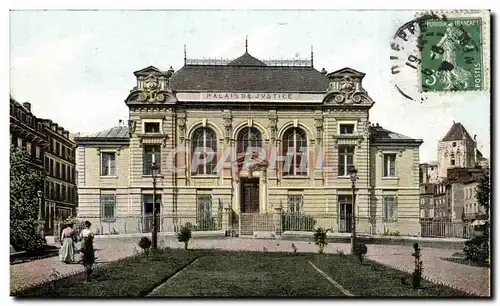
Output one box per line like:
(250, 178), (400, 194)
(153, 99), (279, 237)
(419, 12), (488, 92)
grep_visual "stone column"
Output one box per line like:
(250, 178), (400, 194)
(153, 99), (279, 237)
(274, 206), (283, 235)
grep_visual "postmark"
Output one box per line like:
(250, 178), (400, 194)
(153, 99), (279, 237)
(389, 10), (490, 101)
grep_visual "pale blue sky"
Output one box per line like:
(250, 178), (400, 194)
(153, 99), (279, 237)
(10, 10), (490, 162)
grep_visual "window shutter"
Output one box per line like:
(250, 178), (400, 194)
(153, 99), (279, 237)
(394, 196), (398, 220)
(110, 153), (116, 175)
(390, 156), (396, 176)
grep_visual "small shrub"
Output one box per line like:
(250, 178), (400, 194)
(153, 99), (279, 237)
(335, 249), (345, 257)
(177, 223), (192, 250)
(463, 236), (489, 263)
(138, 237), (152, 257)
(411, 243), (423, 289)
(355, 243), (368, 264)
(291, 243), (298, 254)
(110, 228), (119, 235)
(313, 227), (328, 254)
(25, 236), (47, 255)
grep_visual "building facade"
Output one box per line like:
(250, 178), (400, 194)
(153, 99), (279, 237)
(75, 50), (423, 236)
(42, 119), (78, 234)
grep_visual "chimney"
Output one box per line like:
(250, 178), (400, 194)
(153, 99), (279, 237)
(119, 119), (123, 126)
(22, 102), (31, 112)
(473, 134), (477, 166)
(376, 123), (379, 127)
(320, 68), (327, 75)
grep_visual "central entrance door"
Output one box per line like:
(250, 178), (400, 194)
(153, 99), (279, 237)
(241, 178), (260, 213)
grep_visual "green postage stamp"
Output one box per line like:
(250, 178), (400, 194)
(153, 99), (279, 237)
(418, 11), (490, 92)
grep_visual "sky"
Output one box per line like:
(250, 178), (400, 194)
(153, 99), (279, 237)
(9, 10), (491, 163)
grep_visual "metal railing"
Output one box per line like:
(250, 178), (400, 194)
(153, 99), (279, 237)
(240, 213), (275, 234)
(185, 57), (312, 67)
(420, 220), (473, 239)
(72, 214), (223, 235)
(282, 212), (338, 232)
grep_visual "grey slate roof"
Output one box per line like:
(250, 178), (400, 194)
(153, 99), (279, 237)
(370, 125), (422, 143)
(442, 122), (474, 142)
(82, 126), (129, 139)
(227, 52), (267, 66)
(170, 52), (329, 92)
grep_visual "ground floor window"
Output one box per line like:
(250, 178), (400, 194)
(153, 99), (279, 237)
(101, 194), (116, 221)
(288, 194), (303, 213)
(142, 194), (162, 215)
(383, 196), (398, 222)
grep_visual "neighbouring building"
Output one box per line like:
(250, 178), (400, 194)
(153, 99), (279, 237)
(41, 119), (78, 234)
(9, 96), (77, 235)
(10, 97), (48, 172)
(437, 121), (480, 179)
(419, 162), (439, 184)
(463, 179), (487, 221)
(75, 47), (423, 236)
(10, 97), (49, 234)
(421, 122), (488, 225)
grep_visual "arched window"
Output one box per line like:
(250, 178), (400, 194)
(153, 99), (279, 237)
(237, 127), (262, 155)
(282, 128), (307, 176)
(191, 127), (217, 175)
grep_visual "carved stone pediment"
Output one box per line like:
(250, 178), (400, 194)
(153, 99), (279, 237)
(125, 66), (177, 105)
(323, 67), (374, 107)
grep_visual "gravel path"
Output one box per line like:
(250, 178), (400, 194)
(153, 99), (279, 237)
(10, 237), (490, 296)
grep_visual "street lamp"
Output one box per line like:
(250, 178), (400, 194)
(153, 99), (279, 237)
(349, 166), (358, 255)
(36, 190), (44, 237)
(150, 149), (160, 250)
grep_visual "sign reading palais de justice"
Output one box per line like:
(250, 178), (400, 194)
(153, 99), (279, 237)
(175, 92), (324, 102)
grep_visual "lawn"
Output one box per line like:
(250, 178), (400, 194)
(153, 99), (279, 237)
(309, 254), (476, 297)
(149, 251), (345, 297)
(13, 248), (201, 297)
(13, 249), (476, 297)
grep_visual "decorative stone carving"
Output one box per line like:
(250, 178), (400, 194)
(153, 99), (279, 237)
(222, 110), (232, 143)
(128, 119), (136, 137)
(314, 112), (324, 145)
(333, 138), (338, 149)
(137, 74), (166, 103)
(324, 68), (374, 106)
(364, 121), (370, 137)
(268, 110), (278, 141)
(357, 138), (363, 149)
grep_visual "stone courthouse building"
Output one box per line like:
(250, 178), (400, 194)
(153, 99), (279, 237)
(75, 47), (423, 236)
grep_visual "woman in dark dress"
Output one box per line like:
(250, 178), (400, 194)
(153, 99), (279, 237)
(79, 221), (95, 281)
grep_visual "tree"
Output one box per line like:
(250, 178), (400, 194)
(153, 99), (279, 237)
(463, 169), (490, 263)
(475, 169), (490, 219)
(10, 146), (45, 252)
